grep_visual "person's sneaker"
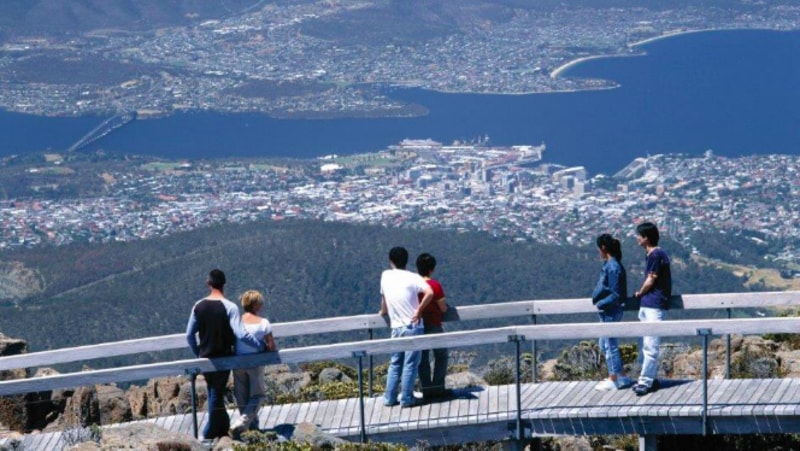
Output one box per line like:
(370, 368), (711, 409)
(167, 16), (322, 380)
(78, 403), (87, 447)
(401, 398), (425, 408)
(632, 382), (656, 396)
(594, 376), (633, 391)
(615, 375), (633, 389)
(229, 414), (249, 438)
(594, 378), (618, 391)
(423, 388), (454, 400)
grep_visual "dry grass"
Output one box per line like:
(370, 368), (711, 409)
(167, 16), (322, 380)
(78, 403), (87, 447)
(691, 255), (800, 290)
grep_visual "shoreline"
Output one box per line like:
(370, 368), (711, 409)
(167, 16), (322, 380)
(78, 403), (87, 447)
(550, 53), (640, 79)
(550, 26), (784, 79)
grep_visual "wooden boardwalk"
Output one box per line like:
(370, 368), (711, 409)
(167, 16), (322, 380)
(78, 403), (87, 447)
(5, 378), (800, 449)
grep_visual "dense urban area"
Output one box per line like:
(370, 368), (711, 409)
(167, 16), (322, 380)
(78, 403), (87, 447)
(1, 1), (799, 264)
(0, 1), (799, 118)
(2, 141), (799, 267)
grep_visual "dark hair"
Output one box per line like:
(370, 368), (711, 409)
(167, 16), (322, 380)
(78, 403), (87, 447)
(207, 269), (226, 290)
(636, 222), (660, 246)
(596, 234), (622, 261)
(416, 253), (437, 277)
(389, 247), (409, 269)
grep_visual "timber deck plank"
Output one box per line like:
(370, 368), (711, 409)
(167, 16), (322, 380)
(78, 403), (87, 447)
(13, 378), (800, 449)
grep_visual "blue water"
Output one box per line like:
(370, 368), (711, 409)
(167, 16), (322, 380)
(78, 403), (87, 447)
(0, 29), (798, 174)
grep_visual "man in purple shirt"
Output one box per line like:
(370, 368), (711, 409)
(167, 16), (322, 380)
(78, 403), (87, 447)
(631, 222), (672, 396)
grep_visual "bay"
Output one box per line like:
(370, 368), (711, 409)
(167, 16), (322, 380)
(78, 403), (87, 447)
(0, 28), (798, 175)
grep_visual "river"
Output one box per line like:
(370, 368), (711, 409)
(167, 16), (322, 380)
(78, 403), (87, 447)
(0, 28), (798, 175)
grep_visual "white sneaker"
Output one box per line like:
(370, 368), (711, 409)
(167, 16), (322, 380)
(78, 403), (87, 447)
(594, 378), (617, 391)
(594, 376), (633, 391)
(229, 414), (249, 436)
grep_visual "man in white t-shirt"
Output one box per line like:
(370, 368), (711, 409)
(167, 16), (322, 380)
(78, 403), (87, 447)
(380, 246), (434, 407)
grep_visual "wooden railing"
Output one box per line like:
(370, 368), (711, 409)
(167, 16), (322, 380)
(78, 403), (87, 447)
(0, 316), (798, 397)
(1, 290), (796, 374)
(0, 290), (798, 444)
(0, 290), (798, 396)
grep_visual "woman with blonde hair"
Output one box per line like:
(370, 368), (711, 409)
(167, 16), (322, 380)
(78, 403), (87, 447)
(230, 290), (276, 435)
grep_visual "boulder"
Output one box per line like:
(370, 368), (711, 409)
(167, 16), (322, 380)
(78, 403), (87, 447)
(291, 422), (346, 448)
(127, 376), (195, 420)
(98, 423), (204, 450)
(539, 359), (557, 381)
(777, 350), (800, 377)
(27, 368), (63, 430)
(61, 386), (100, 428)
(0, 334), (28, 432)
(95, 385), (132, 425)
(549, 436), (592, 451)
(213, 435), (236, 450)
(266, 368), (312, 400)
(446, 371), (487, 389)
(318, 367), (352, 384)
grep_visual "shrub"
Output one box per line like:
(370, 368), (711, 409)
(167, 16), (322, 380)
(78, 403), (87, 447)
(60, 424), (102, 446)
(482, 353), (534, 385)
(552, 341), (603, 381)
(763, 309), (800, 350)
(731, 344), (781, 379)
(619, 343), (638, 366)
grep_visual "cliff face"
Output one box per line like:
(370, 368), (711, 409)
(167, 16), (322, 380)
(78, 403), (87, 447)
(0, 333), (29, 432)
(0, 262), (44, 303)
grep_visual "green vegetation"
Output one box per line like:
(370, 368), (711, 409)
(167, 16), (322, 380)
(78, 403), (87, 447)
(0, 219), (750, 361)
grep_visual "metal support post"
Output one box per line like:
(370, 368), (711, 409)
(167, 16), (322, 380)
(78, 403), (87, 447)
(509, 334), (525, 441)
(368, 328), (374, 397)
(186, 367), (201, 439)
(530, 315), (538, 384)
(697, 328), (712, 436)
(725, 308), (731, 379)
(354, 351), (368, 443)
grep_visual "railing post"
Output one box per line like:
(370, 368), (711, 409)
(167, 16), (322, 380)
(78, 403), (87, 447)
(509, 334), (526, 441)
(186, 367), (201, 440)
(725, 308), (731, 379)
(368, 328), (374, 397)
(353, 351), (368, 443)
(697, 328), (712, 437)
(530, 314), (537, 384)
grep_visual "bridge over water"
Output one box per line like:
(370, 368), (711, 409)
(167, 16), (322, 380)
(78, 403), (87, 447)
(1, 291), (799, 450)
(65, 111), (136, 153)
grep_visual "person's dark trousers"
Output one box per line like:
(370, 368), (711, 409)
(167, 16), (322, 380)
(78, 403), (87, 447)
(419, 325), (449, 398)
(203, 370), (232, 439)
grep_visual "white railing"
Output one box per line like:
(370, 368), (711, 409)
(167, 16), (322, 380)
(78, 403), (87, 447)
(0, 290), (798, 442)
(1, 290), (796, 373)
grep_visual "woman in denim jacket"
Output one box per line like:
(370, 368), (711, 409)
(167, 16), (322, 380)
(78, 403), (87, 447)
(592, 234), (632, 391)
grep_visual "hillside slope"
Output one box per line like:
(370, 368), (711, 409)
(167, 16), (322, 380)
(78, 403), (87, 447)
(0, 220), (748, 355)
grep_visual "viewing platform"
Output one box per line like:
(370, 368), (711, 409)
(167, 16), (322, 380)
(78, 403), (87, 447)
(1, 290), (800, 450)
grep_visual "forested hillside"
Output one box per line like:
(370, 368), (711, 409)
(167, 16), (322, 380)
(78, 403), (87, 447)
(0, 220), (748, 356)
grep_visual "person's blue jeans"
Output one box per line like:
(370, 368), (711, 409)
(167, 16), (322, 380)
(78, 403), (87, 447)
(419, 325), (449, 397)
(637, 307), (667, 387)
(383, 323), (424, 406)
(203, 369), (231, 439)
(598, 309), (623, 376)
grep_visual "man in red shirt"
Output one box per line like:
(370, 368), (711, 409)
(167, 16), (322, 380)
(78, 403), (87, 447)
(416, 253), (450, 400)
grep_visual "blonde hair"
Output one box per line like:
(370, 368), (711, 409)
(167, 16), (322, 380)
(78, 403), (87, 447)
(239, 290), (264, 313)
